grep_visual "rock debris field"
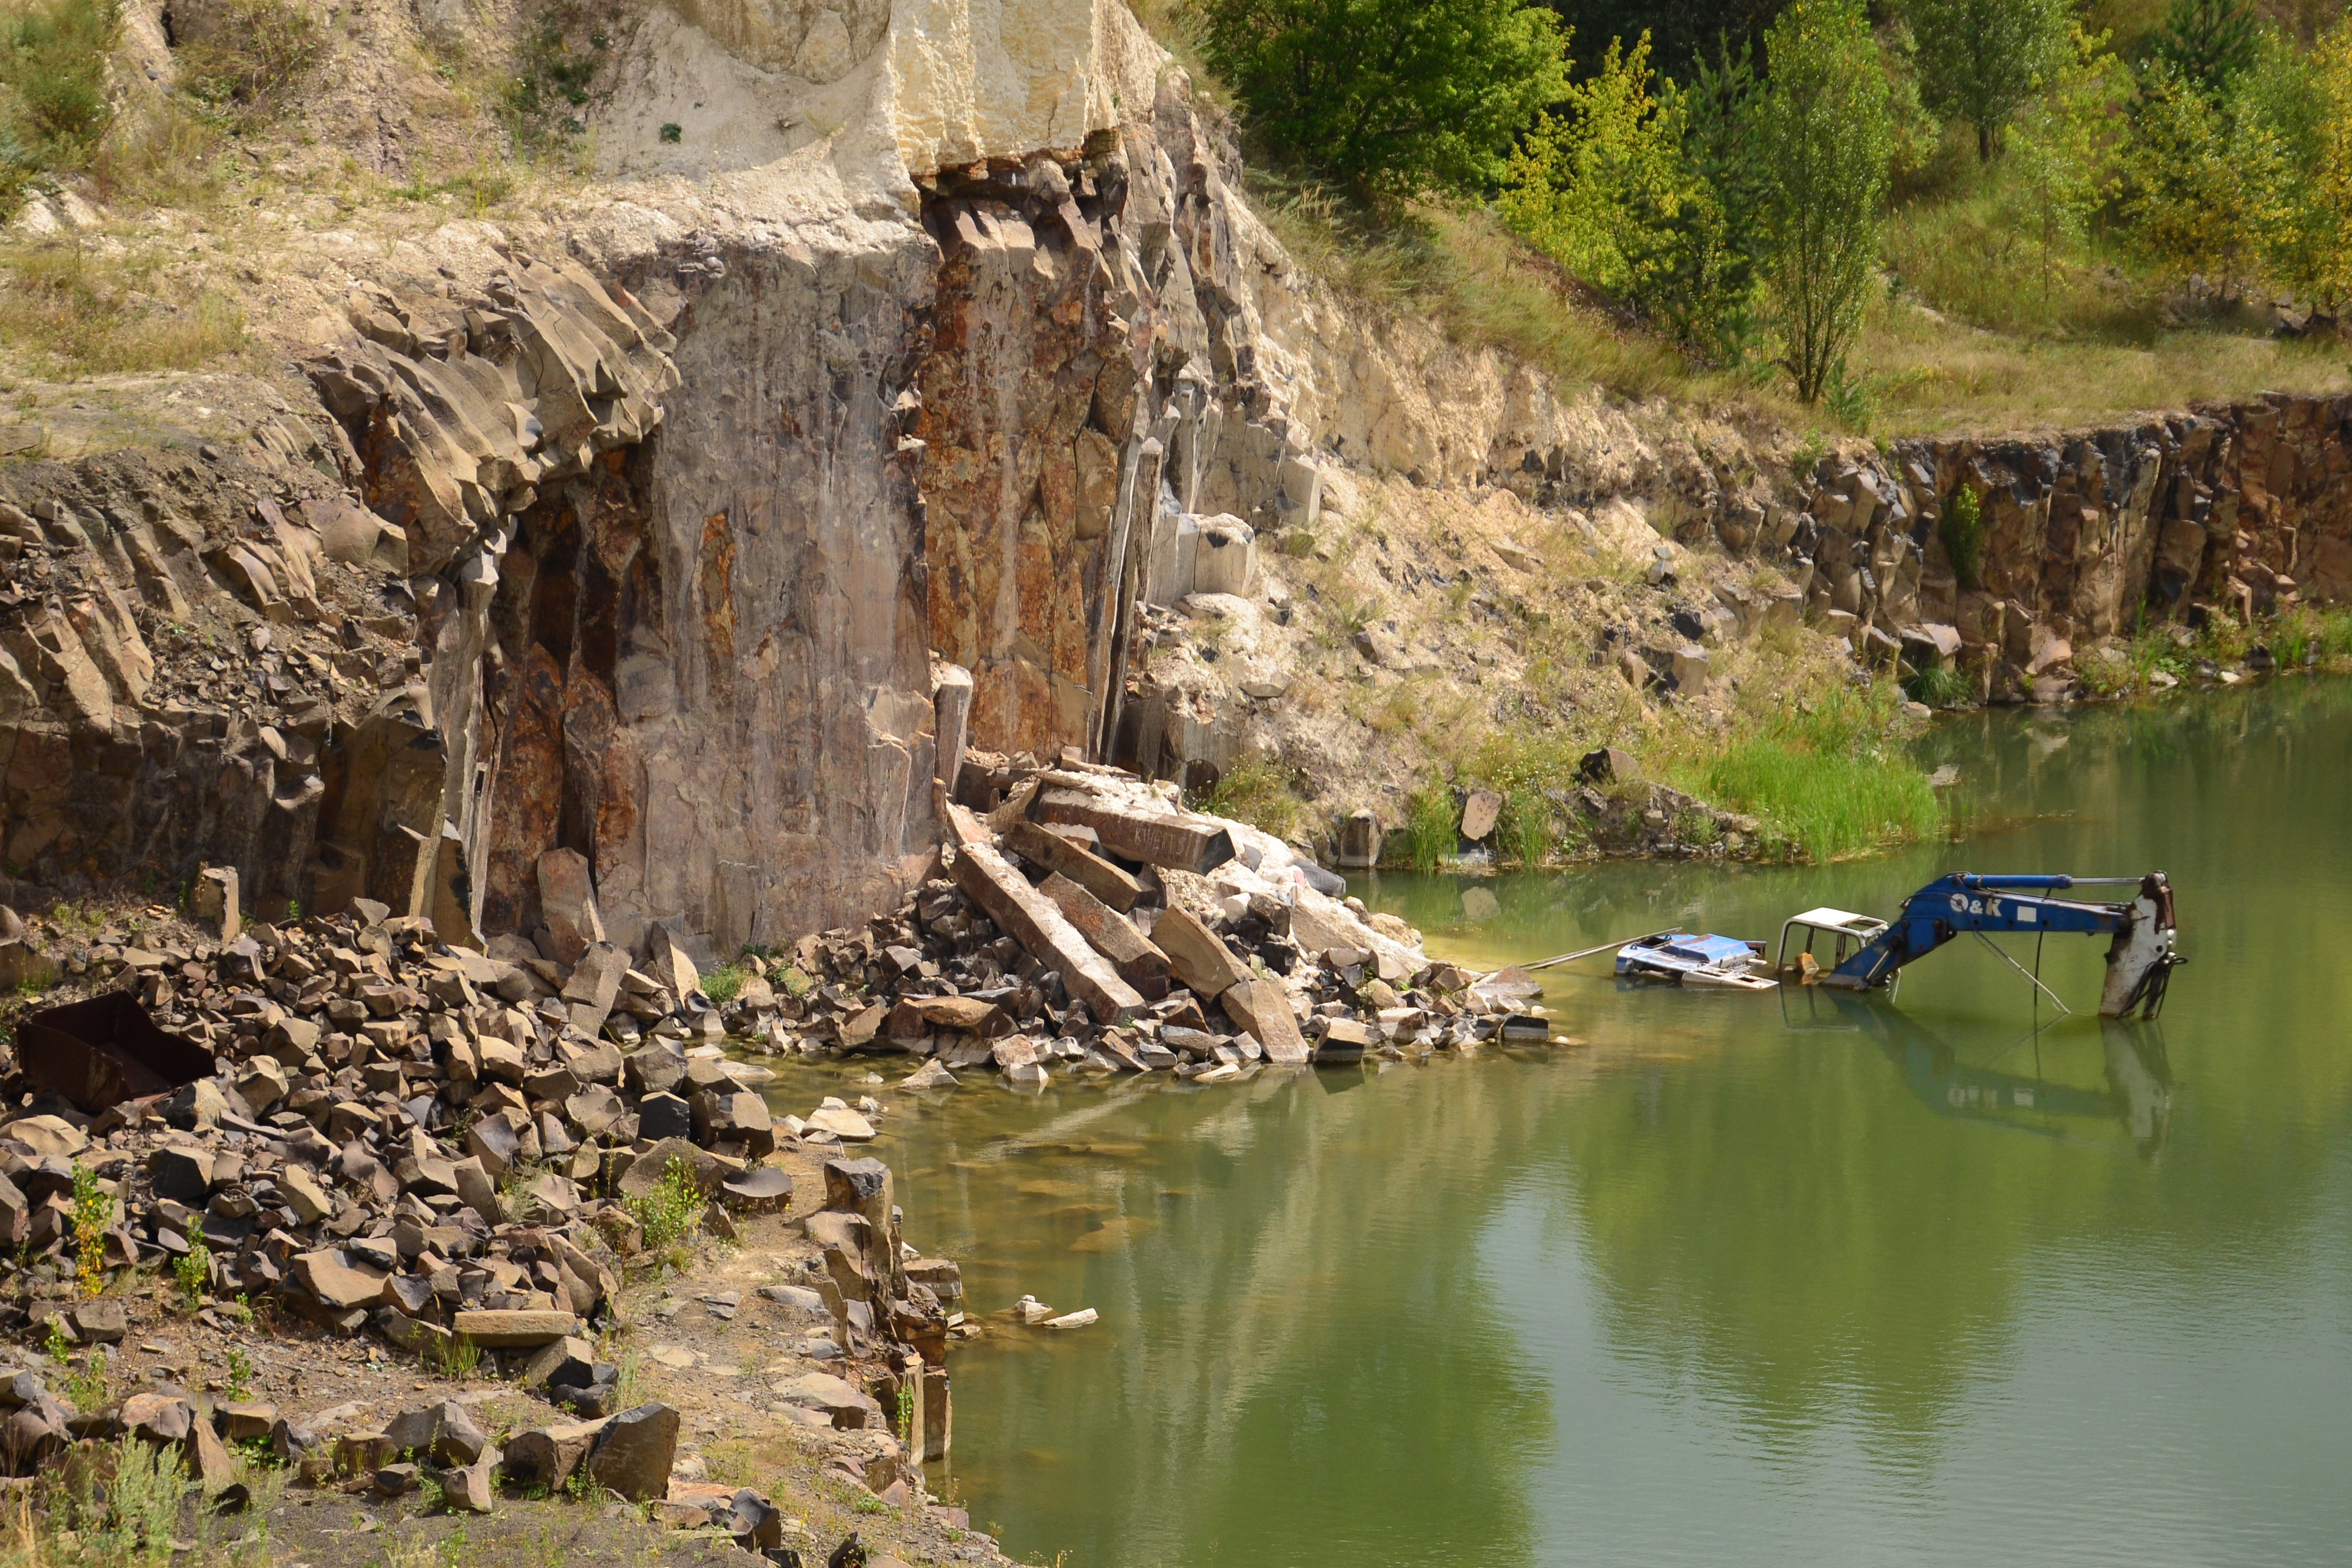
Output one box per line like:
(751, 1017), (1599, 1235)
(0, 755), (1546, 1563)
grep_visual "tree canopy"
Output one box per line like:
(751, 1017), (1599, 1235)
(1758, 0), (1892, 403)
(1196, 0), (1570, 201)
(1906, 0), (2073, 159)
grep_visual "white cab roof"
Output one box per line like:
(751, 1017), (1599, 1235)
(1783, 908), (1886, 932)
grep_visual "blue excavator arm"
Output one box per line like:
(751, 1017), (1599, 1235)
(1823, 872), (2181, 1019)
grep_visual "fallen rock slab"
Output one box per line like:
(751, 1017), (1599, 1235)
(1031, 788), (1236, 873)
(450, 1309), (578, 1347)
(946, 803), (1143, 1024)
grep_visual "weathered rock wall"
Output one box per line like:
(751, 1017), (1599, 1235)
(596, 224), (943, 952)
(1705, 396), (2352, 700)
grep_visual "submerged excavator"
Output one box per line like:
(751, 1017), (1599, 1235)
(1776, 872), (2184, 1020)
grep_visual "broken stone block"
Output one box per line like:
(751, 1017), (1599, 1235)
(536, 849), (604, 966)
(450, 1156), (504, 1227)
(636, 1092), (692, 1142)
(450, 1309), (579, 1347)
(805, 1105), (876, 1141)
(385, 1400), (488, 1467)
(192, 867), (241, 942)
(723, 1487), (783, 1550)
(294, 1248), (391, 1311)
(1577, 746), (1639, 785)
(279, 1165), (333, 1224)
(521, 1336), (599, 1391)
(1002, 818), (1142, 911)
(560, 944), (629, 1035)
(646, 929), (701, 1003)
(334, 1431), (397, 1476)
(618, 1137), (722, 1200)
(464, 1113), (521, 1180)
(1459, 790), (1503, 842)
(1218, 979), (1311, 1065)
(587, 1403), (679, 1501)
(1031, 788), (1236, 873)
(899, 1060), (957, 1091)
(1193, 516), (1255, 594)
(122, 1393), (195, 1445)
(990, 1035), (1042, 1073)
(218, 1403), (278, 1443)
(0, 940), (57, 992)
(1315, 1018), (1376, 1061)
(501, 1418), (606, 1491)
(773, 1373), (883, 1430)
(623, 1044), (687, 1096)
(185, 1413), (238, 1492)
(148, 1146), (215, 1206)
(429, 1457), (495, 1513)
(236, 1057), (290, 1113)
(1150, 904), (1250, 1001)
(1038, 875), (1168, 988)
(946, 803), (1142, 1023)
(67, 1299), (125, 1344)
(0, 1172), (26, 1249)
(690, 1089), (773, 1155)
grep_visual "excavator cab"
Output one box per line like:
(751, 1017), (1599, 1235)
(1775, 907), (1893, 988)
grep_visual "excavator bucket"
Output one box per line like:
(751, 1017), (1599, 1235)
(2099, 873), (2181, 1020)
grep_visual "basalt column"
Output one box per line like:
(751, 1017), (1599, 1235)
(915, 148), (1148, 761)
(577, 232), (944, 953)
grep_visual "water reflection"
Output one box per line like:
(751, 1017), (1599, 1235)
(1783, 989), (2176, 1158)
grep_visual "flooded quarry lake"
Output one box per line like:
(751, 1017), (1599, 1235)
(854, 680), (2352, 1567)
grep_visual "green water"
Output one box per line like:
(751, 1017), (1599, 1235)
(790, 680), (2352, 1567)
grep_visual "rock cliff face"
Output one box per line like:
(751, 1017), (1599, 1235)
(4, 0), (2351, 953)
(1695, 398), (2352, 703)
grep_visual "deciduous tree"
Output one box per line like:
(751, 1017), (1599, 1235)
(1757, 0), (1892, 403)
(1905, 0), (2072, 160)
(2120, 62), (2286, 299)
(1197, 0), (1570, 202)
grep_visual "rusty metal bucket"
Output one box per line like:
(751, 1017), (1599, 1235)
(16, 990), (215, 1113)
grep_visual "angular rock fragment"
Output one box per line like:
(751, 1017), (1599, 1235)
(1217, 978), (1310, 1065)
(1032, 788), (1236, 873)
(1038, 875), (1169, 988)
(1002, 818), (1143, 911)
(451, 1309), (577, 1347)
(1150, 904), (1250, 1001)
(587, 1402), (679, 1501)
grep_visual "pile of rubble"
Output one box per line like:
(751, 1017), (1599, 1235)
(755, 754), (1547, 1086)
(0, 747), (1542, 1543)
(0, 889), (959, 1510)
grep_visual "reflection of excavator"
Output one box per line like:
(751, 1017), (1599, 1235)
(1782, 988), (2175, 1158)
(1777, 873), (2184, 1019)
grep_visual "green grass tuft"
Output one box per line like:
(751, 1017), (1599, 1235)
(1396, 783), (1457, 872)
(1905, 665), (1974, 707)
(1692, 723), (1943, 862)
(1191, 757), (1308, 843)
(626, 1157), (702, 1256)
(0, 0), (118, 210)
